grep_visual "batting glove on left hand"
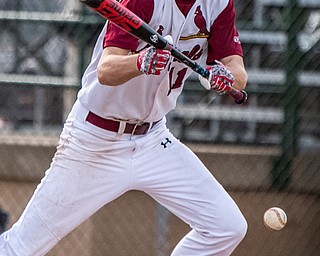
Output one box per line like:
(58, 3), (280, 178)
(137, 46), (171, 75)
(198, 61), (234, 94)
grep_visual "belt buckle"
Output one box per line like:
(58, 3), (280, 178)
(130, 122), (143, 135)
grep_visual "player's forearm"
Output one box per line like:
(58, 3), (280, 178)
(228, 65), (247, 91)
(97, 53), (141, 86)
(220, 55), (248, 91)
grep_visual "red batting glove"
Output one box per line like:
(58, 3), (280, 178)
(137, 46), (171, 75)
(199, 61), (234, 94)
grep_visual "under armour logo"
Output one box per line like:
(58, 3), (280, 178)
(161, 138), (172, 148)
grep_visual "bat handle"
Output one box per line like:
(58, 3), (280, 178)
(169, 48), (248, 104)
(228, 88), (248, 104)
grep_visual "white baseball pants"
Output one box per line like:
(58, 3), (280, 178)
(0, 100), (247, 255)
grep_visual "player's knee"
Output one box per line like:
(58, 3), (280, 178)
(222, 204), (248, 245)
(230, 213), (247, 244)
(210, 210), (247, 247)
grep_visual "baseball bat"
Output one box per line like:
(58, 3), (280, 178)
(79, 0), (248, 104)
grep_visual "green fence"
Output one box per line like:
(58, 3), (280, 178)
(0, 0), (319, 255)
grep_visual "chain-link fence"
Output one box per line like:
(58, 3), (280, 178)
(0, 0), (319, 255)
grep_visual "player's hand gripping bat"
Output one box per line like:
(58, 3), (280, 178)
(79, 0), (248, 104)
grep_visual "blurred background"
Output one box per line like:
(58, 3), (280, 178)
(0, 0), (319, 255)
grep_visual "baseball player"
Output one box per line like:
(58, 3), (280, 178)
(0, 0), (248, 255)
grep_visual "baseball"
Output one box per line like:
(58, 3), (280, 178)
(263, 207), (287, 231)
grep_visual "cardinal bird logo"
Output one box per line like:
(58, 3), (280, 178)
(194, 6), (210, 36)
(180, 5), (210, 40)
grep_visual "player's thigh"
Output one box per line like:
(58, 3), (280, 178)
(1, 157), (129, 256)
(146, 141), (243, 233)
(35, 158), (129, 236)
